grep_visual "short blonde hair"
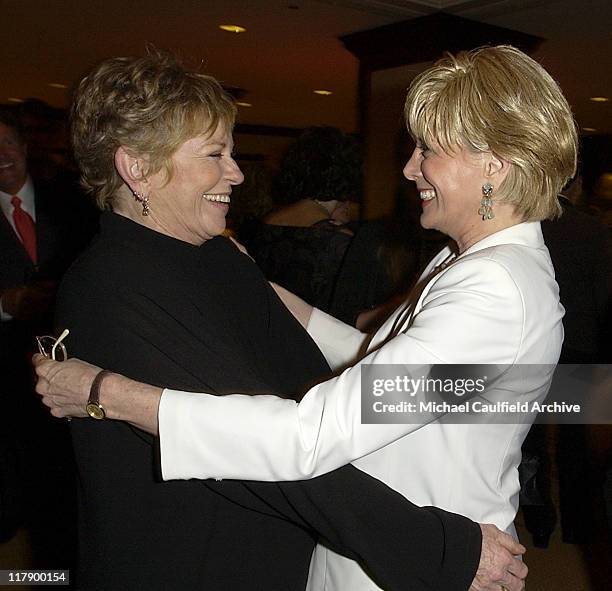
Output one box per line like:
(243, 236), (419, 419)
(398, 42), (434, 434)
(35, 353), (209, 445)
(71, 50), (236, 209)
(405, 45), (577, 220)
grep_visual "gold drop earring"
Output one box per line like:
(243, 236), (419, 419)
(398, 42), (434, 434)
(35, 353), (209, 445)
(133, 189), (150, 216)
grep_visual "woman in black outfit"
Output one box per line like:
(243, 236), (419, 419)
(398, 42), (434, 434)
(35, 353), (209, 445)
(241, 128), (358, 312)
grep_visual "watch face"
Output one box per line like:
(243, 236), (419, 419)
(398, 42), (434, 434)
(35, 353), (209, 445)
(86, 403), (106, 420)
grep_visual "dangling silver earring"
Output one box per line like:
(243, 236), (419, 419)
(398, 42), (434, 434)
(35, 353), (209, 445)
(133, 190), (150, 216)
(478, 182), (494, 220)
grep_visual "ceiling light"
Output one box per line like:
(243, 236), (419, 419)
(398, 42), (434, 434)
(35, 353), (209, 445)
(313, 90), (333, 96)
(49, 83), (68, 89)
(236, 102), (252, 107)
(219, 24), (246, 33)
(589, 96), (609, 102)
(7, 97), (23, 103)
(582, 127), (597, 132)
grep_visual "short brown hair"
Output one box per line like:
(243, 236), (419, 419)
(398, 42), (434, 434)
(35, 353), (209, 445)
(71, 50), (236, 209)
(405, 45), (577, 220)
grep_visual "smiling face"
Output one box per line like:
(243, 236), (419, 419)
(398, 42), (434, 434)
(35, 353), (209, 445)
(403, 141), (499, 250)
(0, 122), (28, 194)
(144, 124), (244, 245)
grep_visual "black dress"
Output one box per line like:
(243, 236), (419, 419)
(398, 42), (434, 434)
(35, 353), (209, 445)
(244, 219), (353, 312)
(243, 219), (397, 324)
(57, 212), (480, 591)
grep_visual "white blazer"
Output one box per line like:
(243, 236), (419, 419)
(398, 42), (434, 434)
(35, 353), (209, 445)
(159, 222), (563, 588)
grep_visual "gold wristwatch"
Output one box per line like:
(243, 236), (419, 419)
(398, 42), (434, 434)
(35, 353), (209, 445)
(86, 370), (112, 420)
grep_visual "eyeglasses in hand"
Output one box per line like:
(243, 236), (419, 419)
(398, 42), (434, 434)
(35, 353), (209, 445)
(36, 328), (70, 361)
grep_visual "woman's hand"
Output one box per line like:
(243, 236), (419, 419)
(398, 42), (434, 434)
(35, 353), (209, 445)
(33, 354), (101, 418)
(470, 524), (527, 591)
(33, 353), (162, 434)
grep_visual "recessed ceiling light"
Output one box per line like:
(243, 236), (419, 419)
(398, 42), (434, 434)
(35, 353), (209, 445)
(589, 96), (609, 102)
(313, 89), (333, 96)
(236, 102), (252, 107)
(7, 97), (23, 103)
(219, 24), (246, 33)
(49, 83), (68, 89)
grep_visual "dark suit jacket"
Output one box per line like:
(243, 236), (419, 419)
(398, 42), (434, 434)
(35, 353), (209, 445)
(0, 179), (97, 331)
(1, 187), (66, 291)
(0, 180), (97, 549)
(1, 183), (70, 398)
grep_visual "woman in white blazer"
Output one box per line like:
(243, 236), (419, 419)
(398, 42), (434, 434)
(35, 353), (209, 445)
(36, 45), (577, 591)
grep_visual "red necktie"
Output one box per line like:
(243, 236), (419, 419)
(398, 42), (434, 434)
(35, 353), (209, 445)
(11, 195), (37, 264)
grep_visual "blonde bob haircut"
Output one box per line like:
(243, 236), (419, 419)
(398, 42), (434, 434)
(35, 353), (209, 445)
(71, 50), (237, 209)
(405, 45), (577, 221)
